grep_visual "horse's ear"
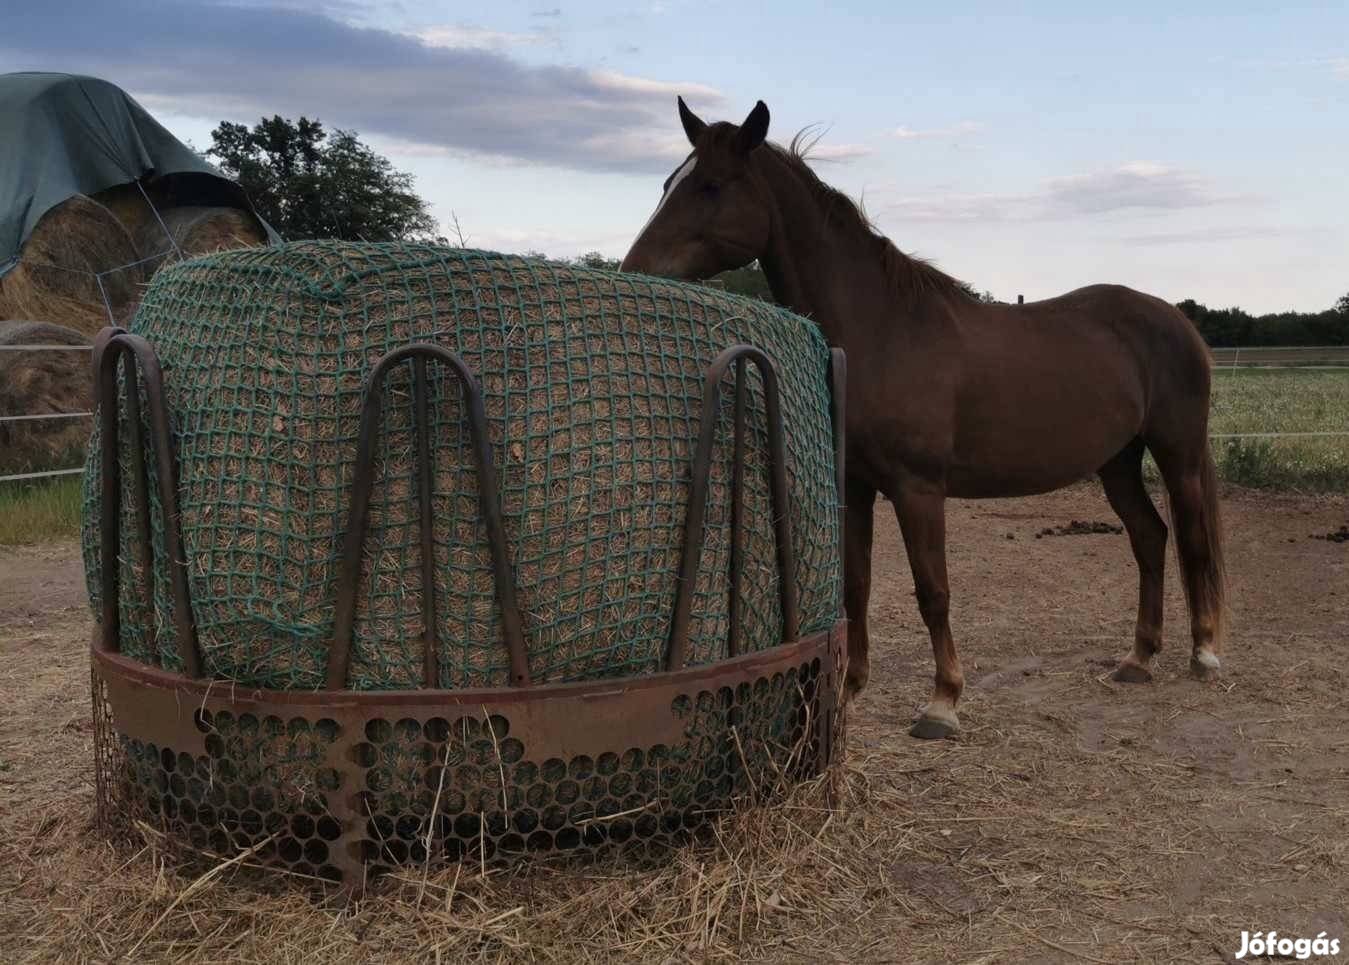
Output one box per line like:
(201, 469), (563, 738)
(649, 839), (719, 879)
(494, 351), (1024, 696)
(735, 100), (770, 153)
(678, 96), (707, 146)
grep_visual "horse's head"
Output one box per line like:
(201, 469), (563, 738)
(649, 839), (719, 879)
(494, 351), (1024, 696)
(619, 98), (773, 280)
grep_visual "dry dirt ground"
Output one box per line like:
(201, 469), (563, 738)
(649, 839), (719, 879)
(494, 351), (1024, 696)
(1, 484), (1346, 963)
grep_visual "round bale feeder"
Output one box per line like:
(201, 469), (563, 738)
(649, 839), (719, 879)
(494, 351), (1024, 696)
(85, 243), (847, 890)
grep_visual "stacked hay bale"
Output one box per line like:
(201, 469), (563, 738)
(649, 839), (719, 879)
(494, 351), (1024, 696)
(0, 186), (267, 336)
(84, 241), (842, 691)
(130, 205), (267, 262)
(0, 184), (267, 480)
(0, 196), (142, 334)
(93, 180), (267, 263)
(89, 181), (171, 243)
(0, 320), (92, 476)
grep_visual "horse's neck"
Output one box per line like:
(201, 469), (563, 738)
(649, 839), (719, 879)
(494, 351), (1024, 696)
(755, 160), (902, 351)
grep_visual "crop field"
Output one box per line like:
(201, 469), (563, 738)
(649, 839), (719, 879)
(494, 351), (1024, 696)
(1206, 369), (1349, 491)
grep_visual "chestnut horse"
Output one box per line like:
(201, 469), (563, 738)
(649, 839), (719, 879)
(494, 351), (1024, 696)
(620, 98), (1226, 739)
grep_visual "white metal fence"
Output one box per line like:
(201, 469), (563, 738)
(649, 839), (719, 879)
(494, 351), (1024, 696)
(2, 343), (1347, 488)
(1210, 345), (1349, 368)
(0, 342), (93, 484)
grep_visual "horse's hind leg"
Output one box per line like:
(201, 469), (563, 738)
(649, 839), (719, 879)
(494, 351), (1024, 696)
(1152, 439), (1227, 680)
(1098, 439), (1168, 683)
(892, 483), (962, 739)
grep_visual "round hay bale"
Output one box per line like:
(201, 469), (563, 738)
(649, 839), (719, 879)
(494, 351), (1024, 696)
(91, 181), (167, 241)
(132, 205), (266, 261)
(0, 195), (143, 334)
(83, 242), (842, 691)
(0, 320), (93, 476)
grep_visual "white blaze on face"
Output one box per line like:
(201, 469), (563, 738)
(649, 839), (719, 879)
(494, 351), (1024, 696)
(634, 153), (697, 245)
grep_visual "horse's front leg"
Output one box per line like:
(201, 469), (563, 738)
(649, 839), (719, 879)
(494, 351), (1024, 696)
(893, 484), (963, 739)
(843, 478), (877, 701)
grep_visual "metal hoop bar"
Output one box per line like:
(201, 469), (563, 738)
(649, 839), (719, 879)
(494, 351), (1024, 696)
(93, 327), (125, 653)
(666, 345), (798, 672)
(326, 344), (530, 690)
(92, 328), (201, 677)
(413, 355), (440, 688)
(120, 349), (157, 654)
(829, 347), (847, 613)
(727, 358), (747, 658)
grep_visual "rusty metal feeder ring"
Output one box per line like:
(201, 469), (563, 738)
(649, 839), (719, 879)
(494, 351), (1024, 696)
(90, 329), (849, 890)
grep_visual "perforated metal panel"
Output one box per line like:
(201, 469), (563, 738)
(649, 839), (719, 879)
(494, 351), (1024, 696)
(93, 625), (844, 888)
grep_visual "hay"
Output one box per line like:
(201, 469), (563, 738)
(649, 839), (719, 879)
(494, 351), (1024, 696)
(0, 320), (92, 476)
(82, 241), (841, 690)
(0, 195), (144, 334)
(91, 181), (172, 243)
(5, 760), (881, 963)
(131, 205), (267, 261)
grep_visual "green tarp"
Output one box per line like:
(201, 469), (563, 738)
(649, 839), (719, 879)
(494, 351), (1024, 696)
(0, 71), (277, 276)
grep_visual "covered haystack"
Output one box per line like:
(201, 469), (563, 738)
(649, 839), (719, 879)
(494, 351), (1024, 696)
(0, 196), (143, 333)
(0, 320), (92, 476)
(84, 242), (842, 692)
(93, 182), (269, 265)
(1, 73), (277, 331)
(132, 205), (267, 261)
(90, 180), (170, 242)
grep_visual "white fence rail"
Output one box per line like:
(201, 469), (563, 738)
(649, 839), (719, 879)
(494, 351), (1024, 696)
(1210, 345), (1349, 368)
(0, 343), (94, 485)
(2, 345), (1347, 488)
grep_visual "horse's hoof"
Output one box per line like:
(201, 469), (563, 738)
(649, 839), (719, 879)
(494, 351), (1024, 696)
(844, 667), (869, 703)
(1111, 660), (1153, 684)
(1190, 649), (1221, 680)
(909, 705), (959, 740)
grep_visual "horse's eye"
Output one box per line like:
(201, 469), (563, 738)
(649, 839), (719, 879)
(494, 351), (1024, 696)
(702, 181), (721, 197)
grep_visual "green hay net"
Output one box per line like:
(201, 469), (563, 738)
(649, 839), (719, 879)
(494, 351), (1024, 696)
(82, 242), (840, 691)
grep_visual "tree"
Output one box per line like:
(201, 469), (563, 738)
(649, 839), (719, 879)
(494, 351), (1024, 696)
(574, 251), (620, 271)
(714, 262), (774, 301)
(207, 116), (438, 242)
(956, 280), (999, 304)
(1176, 296), (1348, 347)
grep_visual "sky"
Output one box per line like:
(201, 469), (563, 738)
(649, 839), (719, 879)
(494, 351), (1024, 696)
(3, 0), (1346, 312)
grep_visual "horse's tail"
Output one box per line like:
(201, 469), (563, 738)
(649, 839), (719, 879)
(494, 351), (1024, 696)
(1163, 442), (1227, 666)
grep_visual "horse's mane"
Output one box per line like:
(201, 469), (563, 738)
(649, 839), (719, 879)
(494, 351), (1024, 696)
(767, 129), (974, 303)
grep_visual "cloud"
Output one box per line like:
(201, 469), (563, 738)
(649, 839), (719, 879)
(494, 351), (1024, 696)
(1043, 162), (1225, 216)
(415, 25), (556, 51)
(0, 0), (720, 173)
(882, 193), (1019, 223)
(1117, 226), (1325, 246)
(804, 143), (872, 162)
(587, 71), (720, 100)
(1332, 58), (1349, 78)
(879, 162), (1233, 223)
(892, 121), (982, 140)
(531, 7), (563, 17)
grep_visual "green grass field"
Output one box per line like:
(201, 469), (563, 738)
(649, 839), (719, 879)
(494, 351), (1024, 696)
(0, 475), (83, 546)
(0, 369), (1344, 546)
(1206, 368), (1349, 491)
